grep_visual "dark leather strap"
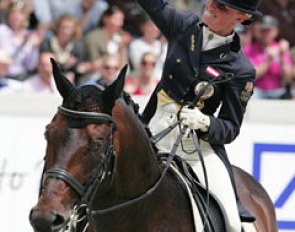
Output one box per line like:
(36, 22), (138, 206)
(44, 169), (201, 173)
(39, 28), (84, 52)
(43, 168), (85, 196)
(58, 106), (114, 125)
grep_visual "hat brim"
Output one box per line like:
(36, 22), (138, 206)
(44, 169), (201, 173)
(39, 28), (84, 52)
(218, 0), (263, 16)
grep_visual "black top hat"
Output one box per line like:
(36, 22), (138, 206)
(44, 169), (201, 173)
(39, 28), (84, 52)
(217, 0), (263, 16)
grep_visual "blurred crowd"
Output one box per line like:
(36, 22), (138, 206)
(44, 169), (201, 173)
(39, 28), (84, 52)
(0, 0), (294, 100)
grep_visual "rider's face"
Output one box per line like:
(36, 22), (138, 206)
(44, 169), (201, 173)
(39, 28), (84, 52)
(202, 0), (249, 36)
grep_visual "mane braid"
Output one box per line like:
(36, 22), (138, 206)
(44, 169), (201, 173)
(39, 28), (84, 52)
(122, 91), (140, 117)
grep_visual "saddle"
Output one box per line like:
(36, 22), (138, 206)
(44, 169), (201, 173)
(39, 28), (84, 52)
(145, 120), (255, 225)
(158, 152), (229, 232)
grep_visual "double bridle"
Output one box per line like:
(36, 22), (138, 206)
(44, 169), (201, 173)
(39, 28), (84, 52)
(40, 104), (188, 232)
(41, 106), (117, 230)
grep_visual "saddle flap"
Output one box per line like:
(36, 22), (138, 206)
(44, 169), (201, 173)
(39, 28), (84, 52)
(158, 153), (230, 232)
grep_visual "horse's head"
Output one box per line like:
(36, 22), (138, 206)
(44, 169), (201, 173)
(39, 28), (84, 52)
(30, 59), (128, 232)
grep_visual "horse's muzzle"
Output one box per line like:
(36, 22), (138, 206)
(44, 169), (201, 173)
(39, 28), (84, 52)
(29, 206), (67, 232)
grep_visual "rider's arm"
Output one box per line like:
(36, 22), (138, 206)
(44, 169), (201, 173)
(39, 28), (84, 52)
(137, 0), (199, 40)
(200, 73), (255, 145)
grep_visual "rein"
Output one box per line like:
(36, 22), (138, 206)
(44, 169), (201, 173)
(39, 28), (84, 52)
(41, 78), (226, 231)
(90, 120), (186, 216)
(43, 105), (187, 218)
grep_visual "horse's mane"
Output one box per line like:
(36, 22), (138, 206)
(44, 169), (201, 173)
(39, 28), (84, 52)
(113, 94), (148, 141)
(121, 91), (141, 118)
(111, 92), (157, 163)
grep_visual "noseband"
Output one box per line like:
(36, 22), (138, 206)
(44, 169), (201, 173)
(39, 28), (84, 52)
(58, 106), (114, 125)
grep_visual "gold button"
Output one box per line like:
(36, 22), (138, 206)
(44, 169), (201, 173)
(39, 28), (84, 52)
(169, 75), (173, 79)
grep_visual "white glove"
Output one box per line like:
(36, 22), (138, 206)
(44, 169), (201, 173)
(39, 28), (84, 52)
(180, 106), (210, 132)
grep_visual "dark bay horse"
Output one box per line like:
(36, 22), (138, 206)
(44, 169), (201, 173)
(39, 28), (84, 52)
(30, 59), (277, 232)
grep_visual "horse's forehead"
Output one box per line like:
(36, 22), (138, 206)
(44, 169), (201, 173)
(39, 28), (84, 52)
(46, 114), (70, 140)
(64, 86), (104, 111)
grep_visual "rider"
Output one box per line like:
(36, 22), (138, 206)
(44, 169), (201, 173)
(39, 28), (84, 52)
(137, 0), (263, 231)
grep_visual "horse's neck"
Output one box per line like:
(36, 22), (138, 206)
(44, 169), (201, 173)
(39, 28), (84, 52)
(112, 100), (160, 197)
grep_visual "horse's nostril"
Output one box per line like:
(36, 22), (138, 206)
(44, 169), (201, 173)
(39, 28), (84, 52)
(30, 208), (67, 231)
(30, 209), (55, 231)
(52, 213), (66, 227)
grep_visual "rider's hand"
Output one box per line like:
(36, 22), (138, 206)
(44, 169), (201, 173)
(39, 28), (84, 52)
(180, 106), (210, 132)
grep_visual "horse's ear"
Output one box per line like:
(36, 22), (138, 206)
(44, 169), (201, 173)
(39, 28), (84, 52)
(102, 64), (128, 110)
(51, 58), (75, 99)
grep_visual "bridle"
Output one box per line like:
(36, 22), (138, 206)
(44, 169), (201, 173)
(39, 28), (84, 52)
(40, 103), (198, 232)
(41, 106), (117, 230)
(40, 103), (184, 230)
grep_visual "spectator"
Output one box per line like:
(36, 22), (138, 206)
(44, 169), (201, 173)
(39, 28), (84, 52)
(17, 0), (39, 30)
(167, 0), (205, 16)
(235, 24), (254, 49)
(82, 55), (120, 87)
(0, 49), (23, 92)
(0, 0), (11, 23)
(32, 0), (81, 28)
(107, 0), (145, 36)
(20, 52), (66, 93)
(83, 6), (132, 74)
(0, 1), (39, 81)
(125, 52), (159, 96)
(79, 0), (108, 35)
(39, 14), (85, 83)
(290, 82), (295, 100)
(259, 0), (295, 48)
(244, 15), (292, 99)
(129, 15), (166, 80)
(289, 48), (295, 99)
(32, 0), (108, 39)
(0, 0), (47, 40)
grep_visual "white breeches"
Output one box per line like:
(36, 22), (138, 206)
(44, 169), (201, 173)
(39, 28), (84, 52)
(149, 104), (242, 232)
